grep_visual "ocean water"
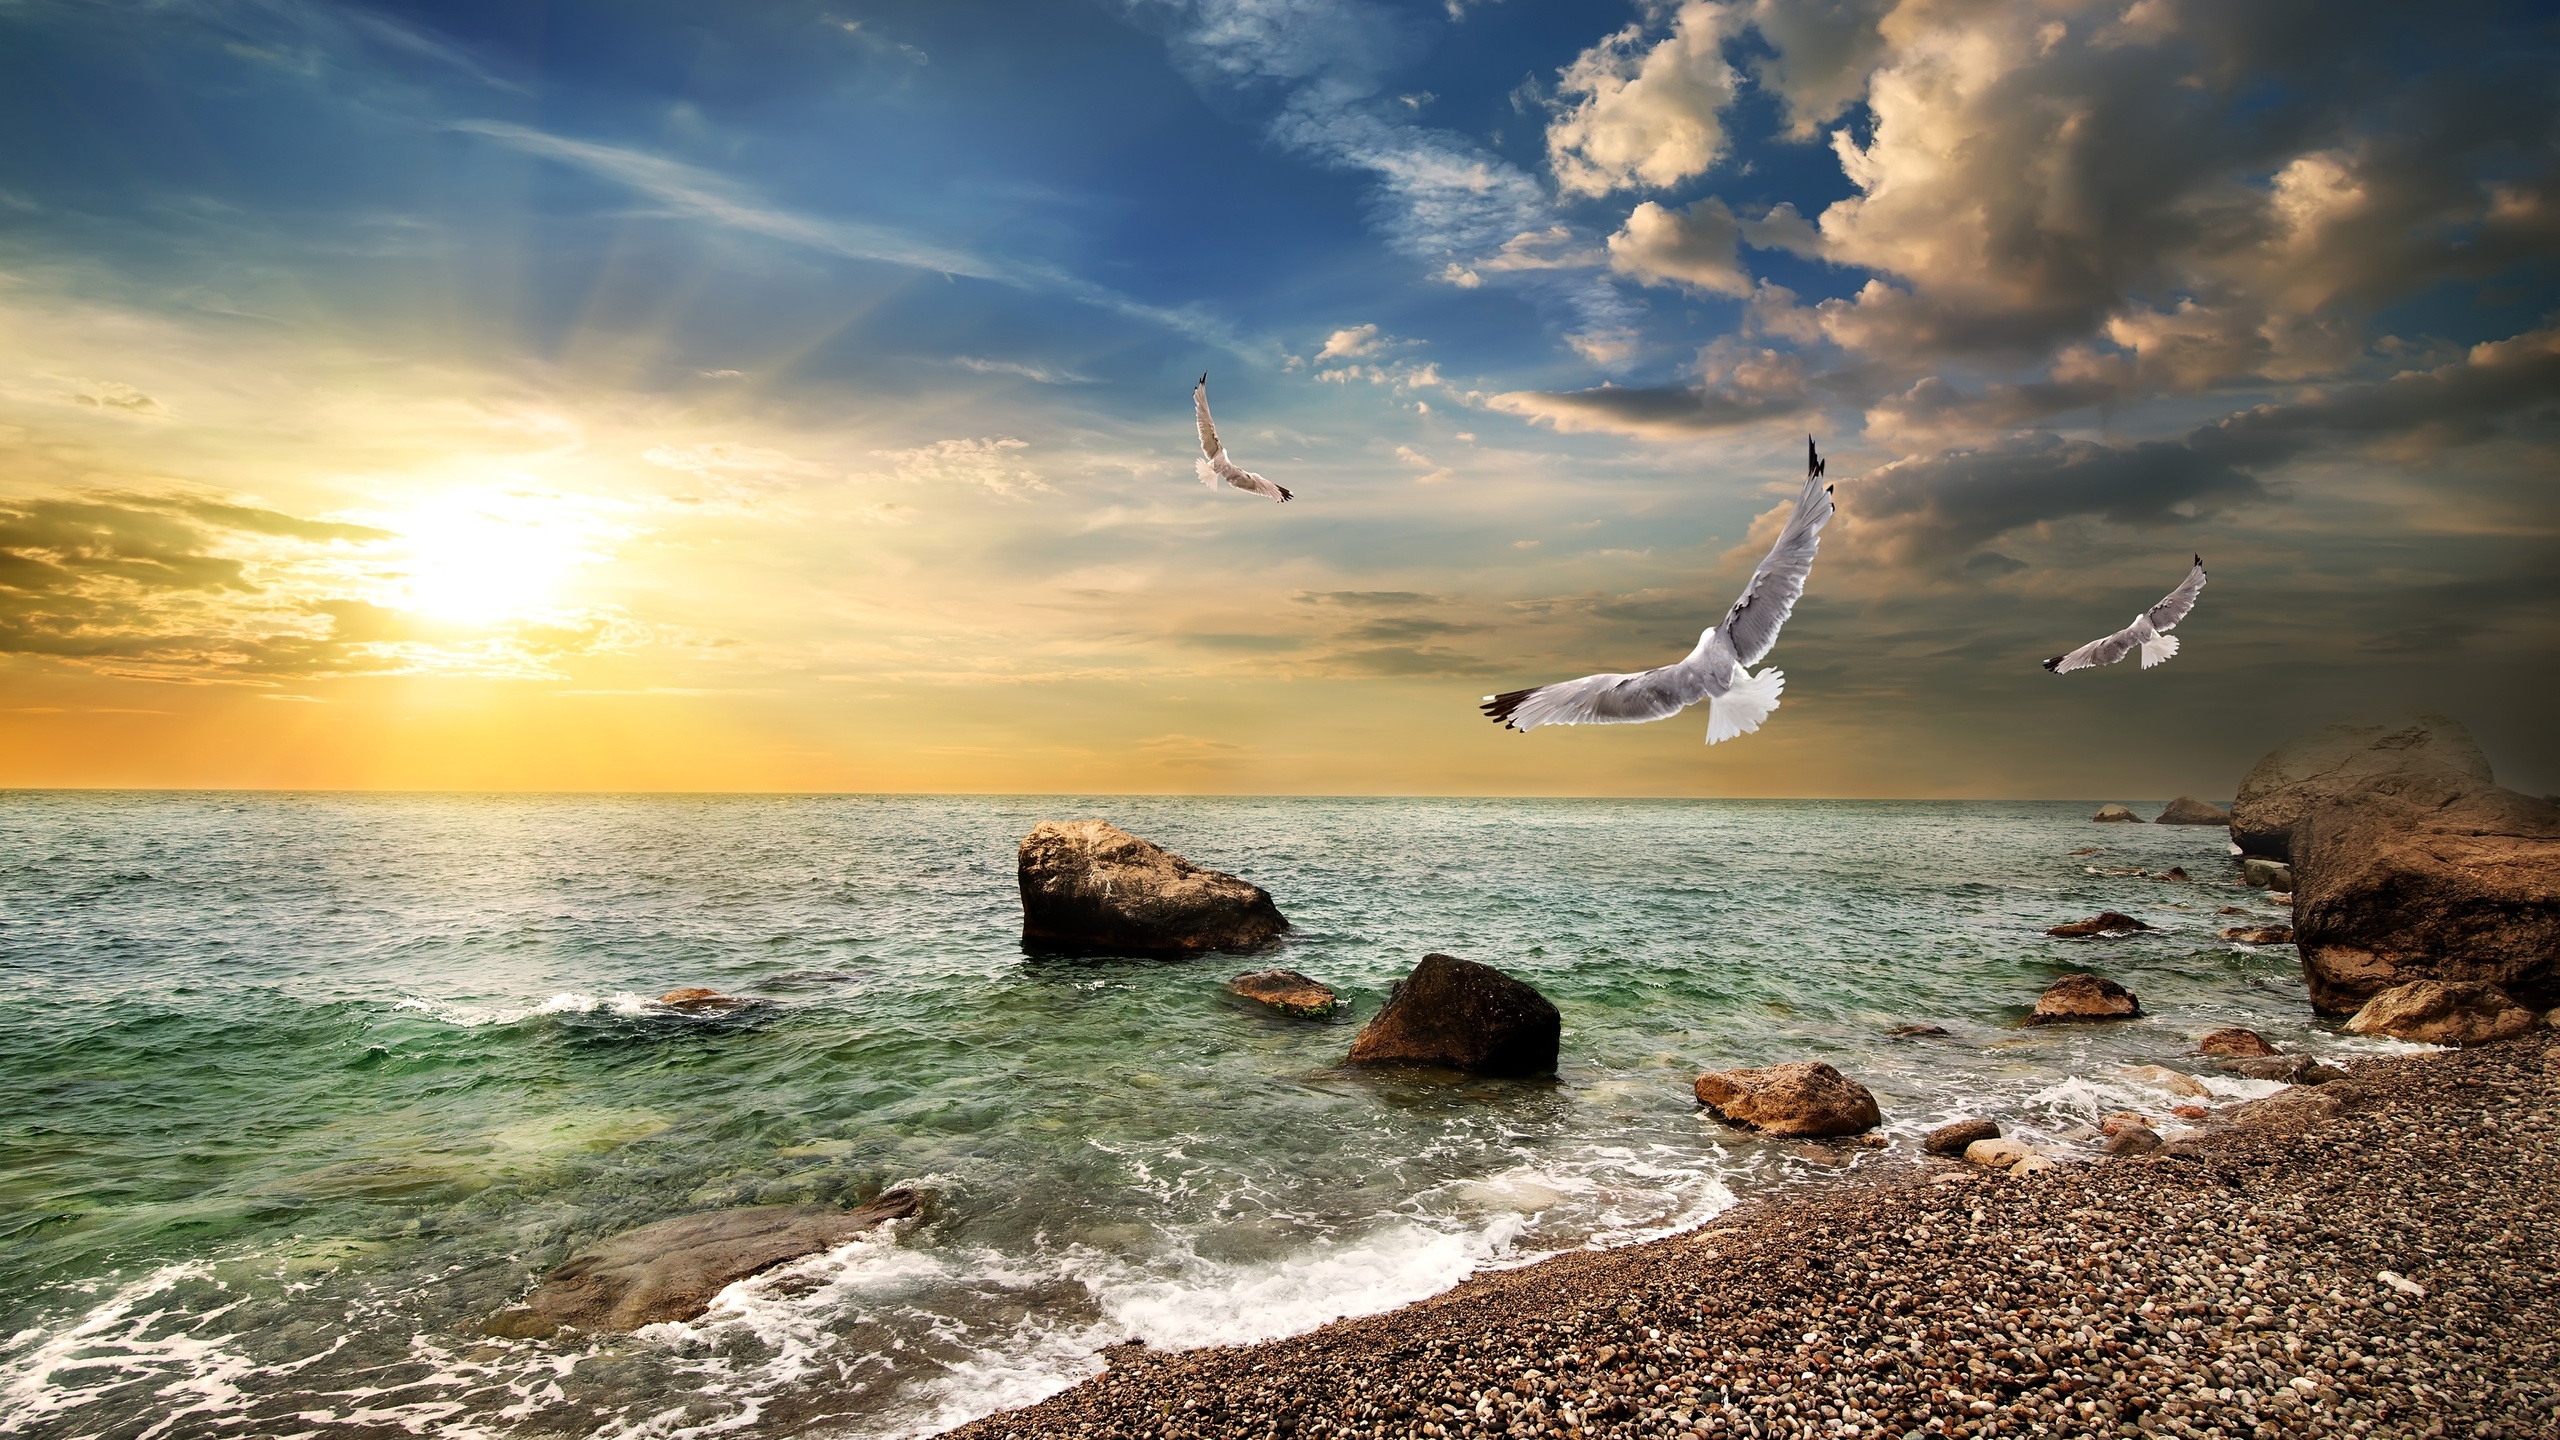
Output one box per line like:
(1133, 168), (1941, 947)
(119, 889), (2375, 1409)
(0, 794), (2349, 1438)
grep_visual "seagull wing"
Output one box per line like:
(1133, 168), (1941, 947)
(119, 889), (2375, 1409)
(2146, 555), (2207, 632)
(1479, 646), (1721, 732)
(1192, 378), (1291, 502)
(1717, 468), (1837, 667)
(2042, 621), (2145, 674)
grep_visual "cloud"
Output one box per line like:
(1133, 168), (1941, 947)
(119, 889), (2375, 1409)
(948, 356), (1095, 384)
(1546, 1), (1742, 197)
(1495, 336), (1811, 436)
(1607, 196), (1752, 297)
(1736, 0), (1892, 140)
(1317, 324), (1387, 361)
(63, 379), (165, 416)
(864, 437), (1049, 496)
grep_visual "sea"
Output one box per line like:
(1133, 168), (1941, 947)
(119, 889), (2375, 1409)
(0, 793), (2372, 1439)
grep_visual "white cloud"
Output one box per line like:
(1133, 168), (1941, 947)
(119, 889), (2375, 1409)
(1317, 324), (1387, 361)
(1606, 196), (1752, 296)
(1546, 1), (1742, 197)
(864, 437), (1049, 496)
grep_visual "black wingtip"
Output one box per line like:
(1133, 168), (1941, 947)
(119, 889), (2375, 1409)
(1480, 688), (1534, 728)
(1198, 373), (1208, 387)
(2194, 553), (2203, 567)
(1276, 486), (1293, 502)
(2041, 655), (2064, 673)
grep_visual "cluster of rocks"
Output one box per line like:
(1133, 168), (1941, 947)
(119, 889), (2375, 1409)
(949, 1036), (2560, 1440)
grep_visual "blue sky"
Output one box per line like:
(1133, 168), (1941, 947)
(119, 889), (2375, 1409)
(1, 0), (2555, 795)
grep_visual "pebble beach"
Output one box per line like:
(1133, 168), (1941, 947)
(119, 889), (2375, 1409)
(949, 1032), (2559, 1440)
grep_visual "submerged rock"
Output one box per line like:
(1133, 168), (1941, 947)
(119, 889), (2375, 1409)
(2093, 804), (2141, 823)
(1924, 1119), (1999, 1156)
(486, 1190), (919, 1337)
(2158, 866), (2191, 882)
(2196, 1027), (2277, 1057)
(2230, 710), (2492, 858)
(2344, 980), (2540, 1047)
(1227, 969), (1339, 1019)
(1694, 1061), (1882, 1138)
(2155, 796), (2233, 826)
(2222, 1054), (2349, 1085)
(2028, 972), (2143, 1023)
(2046, 912), (2151, 938)
(2119, 1064), (2210, 1098)
(2220, 925), (2294, 944)
(1888, 1022), (1950, 1038)
(1017, 820), (1288, 955)
(1345, 953), (1559, 1077)
(657, 987), (750, 1011)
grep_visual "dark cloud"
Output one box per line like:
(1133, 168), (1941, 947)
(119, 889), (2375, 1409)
(1490, 379), (1804, 436)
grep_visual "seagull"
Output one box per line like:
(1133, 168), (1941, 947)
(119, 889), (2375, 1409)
(1193, 374), (1291, 502)
(1481, 437), (1836, 745)
(2042, 556), (2208, 674)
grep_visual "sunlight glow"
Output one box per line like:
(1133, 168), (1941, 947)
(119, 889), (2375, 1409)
(377, 487), (620, 627)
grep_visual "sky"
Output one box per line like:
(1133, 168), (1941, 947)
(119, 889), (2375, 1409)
(1, 0), (2553, 797)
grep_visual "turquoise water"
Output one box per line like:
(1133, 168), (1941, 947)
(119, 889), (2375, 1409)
(0, 794), (2333, 1438)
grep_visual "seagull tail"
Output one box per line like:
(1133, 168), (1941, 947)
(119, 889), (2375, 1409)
(1194, 457), (1222, 489)
(1705, 666), (1784, 745)
(2139, 633), (2181, 669)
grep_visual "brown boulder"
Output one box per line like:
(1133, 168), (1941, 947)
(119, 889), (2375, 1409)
(2230, 710), (2492, 858)
(2219, 925), (2293, 944)
(486, 1191), (919, 1337)
(1345, 954), (1559, 1077)
(1923, 1119), (1999, 1156)
(2343, 980), (2540, 1047)
(2103, 1124), (2162, 1156)
(2028, 972), (2142, 1024)
(2291, 781), (2560, 1012)
(1227, 969), (1339, 1019)
(1018, 821), (1288, 954)
(2221, 1054), (2349, 1085)
(2196, 1027), (2276, 1057)
(657, 987), (749, 1011)
(1694, 1061), (1882, 1138)
(2045, 912), (2150, 938)
(2093, 804), (2140, 822)
(2154, 796), (2233, 826)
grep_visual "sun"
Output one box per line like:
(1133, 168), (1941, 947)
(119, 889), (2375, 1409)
(380, 487), (616, 627)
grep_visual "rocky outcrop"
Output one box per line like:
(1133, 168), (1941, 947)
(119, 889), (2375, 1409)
(2343, 980), (2541, 1047)
(1018, 821), (1288, 954)
(1693, 1061), (1882, 1138)
(2290, 779), (2560, 1012)
(2155, 797), (2233, 826)
(2230, 711), (2492, 859)
(1923, 1119), (1999, 1156)
(2028, 972), (2142, 1023)
(2196, 1027), (2276, 1057)
(2046, 912), (2150, 938)
(2093, 804), (2140, 823)
(1228, 969), (1339, 1019)
(486, 1191), (919, 1337)
(1346, 954), (1559, 1077)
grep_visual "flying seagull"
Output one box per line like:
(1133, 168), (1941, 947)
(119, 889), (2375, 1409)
(1193, 374), (1291, 502)
(1481, 437), (1836, 745)
(2042, 556), (2208, 674)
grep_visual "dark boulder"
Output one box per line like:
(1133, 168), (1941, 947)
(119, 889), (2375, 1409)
(2229, 711), (2491, 859)
(2219, 925), (2293, 945)
(1694, 1061), (1882, 1138)
(2154, 797), (2233, 826)
(1227, 969), (1339, 1019)
(2028, 972), (2142, 1024)
(1018, 821), (1287, 954)
(487, 1191), (919, 1337)
(1345, 954), (1559, 1077)
(2045, 912), (2150, 938)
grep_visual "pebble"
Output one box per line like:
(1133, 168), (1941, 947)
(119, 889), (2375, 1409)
(947, 1034), (2560, 1440)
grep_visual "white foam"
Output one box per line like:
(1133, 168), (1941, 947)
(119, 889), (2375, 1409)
(391, 991), (661, 1027)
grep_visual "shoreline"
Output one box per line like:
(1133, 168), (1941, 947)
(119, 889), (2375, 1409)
(944, 1033), (2556, 1439)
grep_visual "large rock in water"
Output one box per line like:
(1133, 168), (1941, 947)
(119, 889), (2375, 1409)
(486, 1191), (919, 1337)
(1694, 1061), (1882, 1138)
(1345, 953), (1559, 1077)
(1018, 821), (1288, 954)
(2291, 777), (2560, 1012)
(2229, 711), (2491, 859)
(2027, 972), (2142, 1023)
(2092, 804), (2140, 823)
(2343, 980), (2541, 1047)
(2155, 796), (2232, 826)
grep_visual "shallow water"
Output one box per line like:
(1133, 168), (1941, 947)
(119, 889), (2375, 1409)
(0, 794), (2348, 1437)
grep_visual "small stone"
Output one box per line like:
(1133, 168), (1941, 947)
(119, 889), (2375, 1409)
(2027, 972), (2143, 1023)
(1227, 969), (1339, 1019)
(1889, 1022), (1950, 1037)
(2171, 1103), (2211, 1121)
(2157, 866), (2191, 881)
(2103, 1124), (2162, 1156)
(1924, 1119), (2000, 1156)
(2010, 1154), (2059, 1176)
(2222, 1054), (2349, 1085)
(2196, 1027), (2277, 1057)
(2093, 804), (2141, 822)
(2045, 912), (2151, 938)
(1963, 1138), (2038, 1170)
(2119, 1064), (2210, 1098)
(2217, 905), (2250, 915)
(2219, 925), (2294, 944)
(2098, 1110), (2152, 1136)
